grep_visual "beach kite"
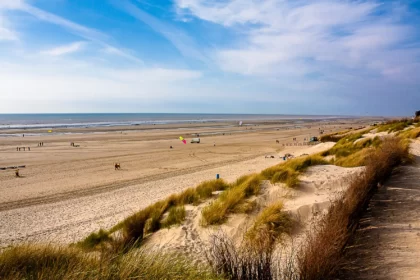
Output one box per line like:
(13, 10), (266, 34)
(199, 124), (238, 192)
(179, 136), (187, 144)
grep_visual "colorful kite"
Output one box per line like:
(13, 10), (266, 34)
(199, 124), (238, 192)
(179, 136), (187, 144)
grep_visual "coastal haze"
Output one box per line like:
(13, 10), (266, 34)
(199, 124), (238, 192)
(0, 114), (377, 247)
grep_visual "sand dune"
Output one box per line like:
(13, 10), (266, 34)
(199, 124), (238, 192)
(0, 119), (371, 248)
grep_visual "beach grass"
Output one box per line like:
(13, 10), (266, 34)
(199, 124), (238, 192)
(261, 154), (328, 187)
(78, 179), (229, 247)
(0, 244), (221, 280)
(201, 174), (261, 226)
(246, 201), (293, 244)
(376, 119), (413, 133)
(399, 126), (420, 139)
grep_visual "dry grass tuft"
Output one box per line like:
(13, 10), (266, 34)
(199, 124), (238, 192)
(321, 133), (381, 167)
(161, 206), (186, 228)
(205, 232), (278, 280)
(81, 179), (229, 246)
(247, 202), (294, 244)
(261, 155), (328, 187)
(0, 244), (221, 280)
(201, 174), (262, 226)
(320, 129), (352, 142)
(399, 126), (420, 139)
(376, 119), (413, 133)
(76, 229), (111, 250)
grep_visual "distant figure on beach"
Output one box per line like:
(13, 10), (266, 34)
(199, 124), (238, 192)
(15, 169), (20, 177)
(23, 134), (24, 137)
(114, 163), (121, 170)
(276, 140), (279, 143)
(16, 147), (18, 151)
(170, 146), (173, 149)
(28, 147), (30, 151)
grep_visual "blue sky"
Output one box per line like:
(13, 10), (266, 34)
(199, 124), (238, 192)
(1, 0), (420, 115)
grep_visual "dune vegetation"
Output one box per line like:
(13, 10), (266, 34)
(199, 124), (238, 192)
(1, 119), (418, 280)
(0, 244), (221, 280)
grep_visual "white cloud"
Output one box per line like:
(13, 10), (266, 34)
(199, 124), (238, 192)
(41, 41), (85, 56)
(0, 13), (17, 40)
(0, 0), (25, 9)
(117, 0), (208, 63)
(0, 58), (202, 102)
(0, 25), (16, 40)
(0, 0), (143, 64)
(176, 0), (420, 86)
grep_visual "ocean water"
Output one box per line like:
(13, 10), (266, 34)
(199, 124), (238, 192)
(0, 113), (347, 130)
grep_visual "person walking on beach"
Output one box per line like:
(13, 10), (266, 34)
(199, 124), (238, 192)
(15, 169), (20, 177)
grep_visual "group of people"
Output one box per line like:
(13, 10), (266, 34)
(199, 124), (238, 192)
(16, 147), (30, 151)
(38, 142), (44, 147)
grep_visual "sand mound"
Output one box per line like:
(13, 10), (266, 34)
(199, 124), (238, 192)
(143, 164), (364, 259)
(354, 131), (392, 144)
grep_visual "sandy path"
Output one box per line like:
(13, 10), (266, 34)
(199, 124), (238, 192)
(340, 140), (420, 279)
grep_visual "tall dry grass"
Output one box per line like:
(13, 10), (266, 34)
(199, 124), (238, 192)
(376, 119), (412, 133)
(0, 244), (221, 280)
(247, 202), (294, 244)
(261, 155), (328, 187)
(78, 179), (229, 248)
(201, 174), (261, 226)
(296, 137), (411, 279)
(399, 126), (420, 139)
(205, 232), (276, 280)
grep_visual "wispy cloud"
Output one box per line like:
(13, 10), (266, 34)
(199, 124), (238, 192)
(0, 13), (18, 41)
(176, 0), (420, 85)
(0, 0), (143, 64)
(116, 0), (208, 64)
(41, 41), (85, 56)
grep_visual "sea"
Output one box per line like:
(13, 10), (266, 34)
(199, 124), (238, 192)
(0, 113), (349, 131)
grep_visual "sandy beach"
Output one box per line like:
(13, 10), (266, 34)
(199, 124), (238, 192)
(0, 118), (374, 247)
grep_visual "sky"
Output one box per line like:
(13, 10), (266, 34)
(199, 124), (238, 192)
(0, 0), (420, 116)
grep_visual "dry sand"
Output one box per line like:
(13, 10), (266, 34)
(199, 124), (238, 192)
(0, 119), (371, 248)
(143, 142), (364, 259)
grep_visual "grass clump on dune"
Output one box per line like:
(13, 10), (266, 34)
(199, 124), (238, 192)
(399, 126), (420, 139)
(261, 154), (328, 187)
(201, 174), (261, 226)
(77, 229), (111, 250)
(0, 244), (221, 280)
(322, 133), (381, 167)
(122, 179), (228, 244)
(376, 119), (412, 133)
(80, 179), (229, 248)
(247, 201), (293, 244)
(161, 206), (186, 228)
(320, 129), (351, 142)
